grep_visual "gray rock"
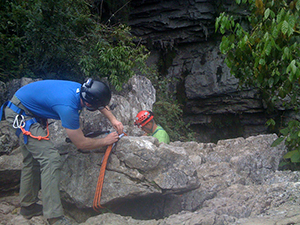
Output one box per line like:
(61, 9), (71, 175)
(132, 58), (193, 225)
(1, 133), (300, 225)
(0, 147), (22, 192)
(60, 136), (199, 210)
(0, 78), (299, 225)
(0, 120), (19, 155)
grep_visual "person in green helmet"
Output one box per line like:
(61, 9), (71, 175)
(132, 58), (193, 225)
(134, 110), (170, 144)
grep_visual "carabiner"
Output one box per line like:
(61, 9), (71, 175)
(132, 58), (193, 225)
(13, 114), (25, 129)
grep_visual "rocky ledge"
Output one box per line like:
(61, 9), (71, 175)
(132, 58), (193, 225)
(1, 77), (300, 224)
(1, 133), (300, 225)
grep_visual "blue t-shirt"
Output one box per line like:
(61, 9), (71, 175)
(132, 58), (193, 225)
(15, 80), (82, 129)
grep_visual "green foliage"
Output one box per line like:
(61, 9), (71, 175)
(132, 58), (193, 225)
(147, 47), (195, 142)
(79, 24), (149, 91)
(153, 101), (194, 142)
(271, 120), (300, 162)
(215, 0), (300, 169)
(150, 75), (195, 142)
(216, 0), (300, 105)
(271, 119), (300, 169)
(0, 0), (149, 89)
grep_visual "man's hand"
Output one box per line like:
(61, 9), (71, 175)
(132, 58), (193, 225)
(100, 107), (124, 134)
(65, 128), (120, 150)
(103, 132), (119, 146)
(112, 120), (123, 135)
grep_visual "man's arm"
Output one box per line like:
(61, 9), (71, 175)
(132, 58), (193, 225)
(65, 128), (119, 151)
(100, 107), (124, 134)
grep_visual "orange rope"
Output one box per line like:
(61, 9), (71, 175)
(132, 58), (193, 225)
(93, 133), (127, 211)
(20, 122), (50, 141)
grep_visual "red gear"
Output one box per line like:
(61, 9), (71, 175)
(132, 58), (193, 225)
(134, 110), (154, 128)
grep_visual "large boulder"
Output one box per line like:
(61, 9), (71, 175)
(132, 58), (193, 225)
(2, 131), (296, 225)
(60, 136), (199, 209)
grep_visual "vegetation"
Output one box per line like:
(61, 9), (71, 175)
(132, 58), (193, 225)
(1, 0), (192, 141)
(0, 0), (149, 90)
(215, 0), (300, 168)
(150, 74), (195, 142)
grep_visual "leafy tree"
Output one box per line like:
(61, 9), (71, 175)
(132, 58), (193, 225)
(215, 0), (300, 167)
(0, 0), (149, 89)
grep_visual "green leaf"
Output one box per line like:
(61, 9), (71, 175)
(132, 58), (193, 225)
(277, 8), (285, 23)
(271, 137), (284, 147)
(266, 118), (276, 126)
(291, 152), (300, 163)
(288, 28), (294, 37)
(289, 72), (294, 82)
(264, 8), (270, 20)
(296, 0), (300, 11)
(268, 77), (274, 87)
(279, 161), (289, 167)
(265, 42), (272, 56)
(272, 24), (279, 38)
(259, 58), (265, 65)
(281, 20), (289, 35)
(280, 127), (289, 136)
(283, 47), (290, 60)
(283, 150), (298, 159)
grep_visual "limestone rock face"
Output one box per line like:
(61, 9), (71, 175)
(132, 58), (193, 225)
(129, 0), (220, 46)
(128, 0), (276, 142)
(2, 128), (299, 225)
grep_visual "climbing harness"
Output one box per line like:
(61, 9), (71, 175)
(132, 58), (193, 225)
(18, 119), (50, 142)
(0, 101), (49, 144)
(93, 132), (127, 212)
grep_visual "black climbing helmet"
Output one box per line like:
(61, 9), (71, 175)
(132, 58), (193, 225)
(80, 78), (111, 111)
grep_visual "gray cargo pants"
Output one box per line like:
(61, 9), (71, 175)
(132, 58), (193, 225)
(4, 95), (64, 219)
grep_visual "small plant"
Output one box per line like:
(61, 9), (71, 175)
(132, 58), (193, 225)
(271, 119), (300, 170)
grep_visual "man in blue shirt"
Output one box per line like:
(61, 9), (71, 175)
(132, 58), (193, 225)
(3, 78), (123, 225)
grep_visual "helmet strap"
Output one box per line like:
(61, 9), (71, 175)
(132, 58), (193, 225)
(143, 120), (155, 134)
(83, 100), (97, 111)
(143, 126), (152, 134)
